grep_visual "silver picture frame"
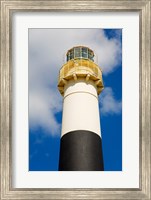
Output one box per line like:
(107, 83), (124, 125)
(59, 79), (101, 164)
(0, 0), (150, 199)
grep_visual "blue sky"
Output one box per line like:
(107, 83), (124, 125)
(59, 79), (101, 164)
(29, 29), (122, 171)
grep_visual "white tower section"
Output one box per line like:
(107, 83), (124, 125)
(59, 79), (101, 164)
(62, 78), (101, 137)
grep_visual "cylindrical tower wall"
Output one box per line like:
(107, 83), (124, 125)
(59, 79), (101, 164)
(61, 79), (101, 137)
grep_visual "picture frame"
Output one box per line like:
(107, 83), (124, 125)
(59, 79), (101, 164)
(0, 0), (150, 199)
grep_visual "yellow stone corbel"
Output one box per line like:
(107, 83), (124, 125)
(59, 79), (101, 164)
(73, 73), (77, 81)
(62, 79), (68, 85)
(86, 74), (90, 82)
(95, 80), (101, 86)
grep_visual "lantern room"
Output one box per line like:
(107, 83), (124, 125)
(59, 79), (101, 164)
(66, 46), (94, 62)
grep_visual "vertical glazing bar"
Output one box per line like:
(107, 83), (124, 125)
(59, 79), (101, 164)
(73, 47), (75, 59)
(80, 47), (82, 67)
(80, 47), (82, 58)
(87, 48), (88, 59)
(87, 48), (89, 74)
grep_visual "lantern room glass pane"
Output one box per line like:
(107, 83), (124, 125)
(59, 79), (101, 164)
(88, 49), (94, 61)
(74, 47), (80, 58)
(70, 49), (74, 60)
(82, 47), (88, 58)
(67, 52), (70, 61)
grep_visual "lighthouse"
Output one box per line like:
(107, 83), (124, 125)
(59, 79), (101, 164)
(58, 46), (104, 171)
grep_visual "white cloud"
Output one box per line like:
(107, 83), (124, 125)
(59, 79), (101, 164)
(29, 29), (122, 135)
(29, 87), (62, 136)
(99, 87), (122, 115)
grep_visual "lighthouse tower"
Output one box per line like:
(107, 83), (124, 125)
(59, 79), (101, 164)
(58, 46), (104, 171)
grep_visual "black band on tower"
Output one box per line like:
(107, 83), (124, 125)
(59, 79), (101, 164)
(59, 130), (104, 171)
